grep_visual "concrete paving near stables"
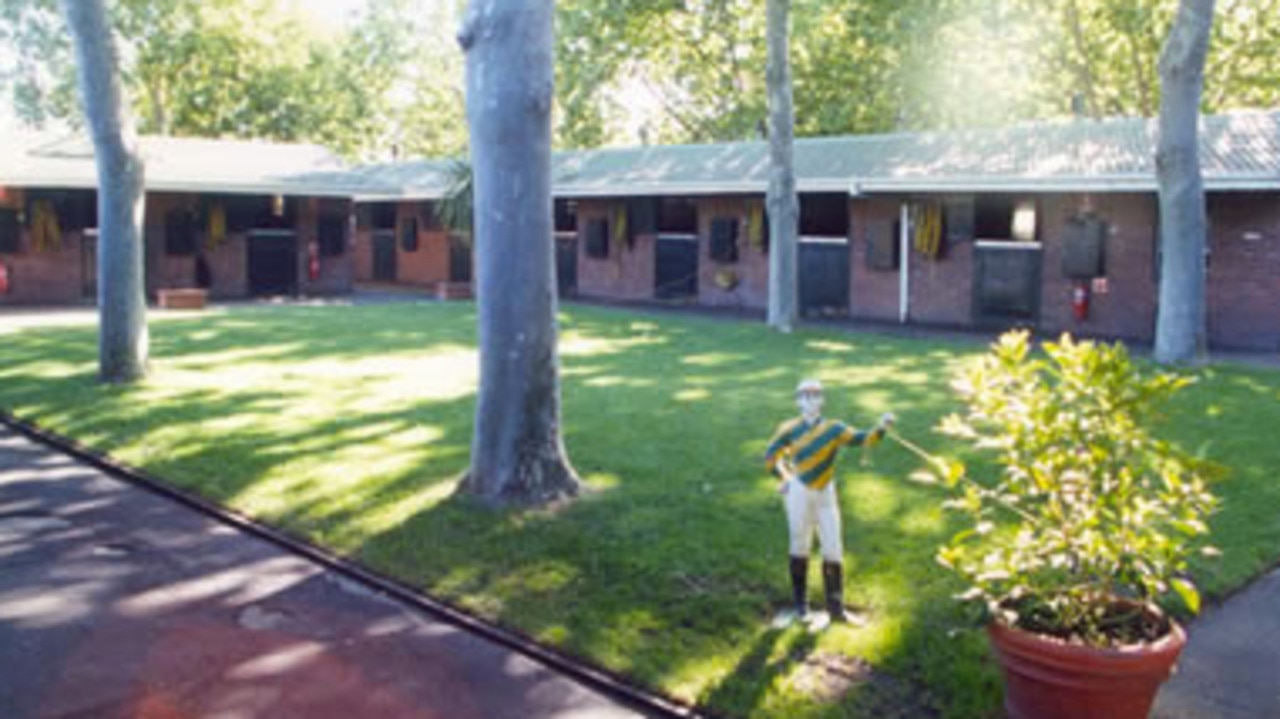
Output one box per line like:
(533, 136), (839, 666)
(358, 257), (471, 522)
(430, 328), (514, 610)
(1152, 567), (1280, 719)
(0, 425), (652, 719)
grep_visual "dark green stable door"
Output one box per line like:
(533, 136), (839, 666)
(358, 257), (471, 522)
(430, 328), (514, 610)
(373, 230), (397, 281)
(556, 235), (577, 297)
(655, 236), (698, 300)
(247, 230), (299, 296)
(799, 240), (851, 317)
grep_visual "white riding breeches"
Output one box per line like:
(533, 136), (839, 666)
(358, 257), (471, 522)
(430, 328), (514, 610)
(784, 478), (843, 562)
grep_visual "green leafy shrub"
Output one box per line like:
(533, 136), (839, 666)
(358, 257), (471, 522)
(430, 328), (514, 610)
(930, 331), (1218, 647)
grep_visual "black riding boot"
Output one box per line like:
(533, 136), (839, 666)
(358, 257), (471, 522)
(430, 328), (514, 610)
(789, 556), (809, 616)
(822, 561), (846, 622)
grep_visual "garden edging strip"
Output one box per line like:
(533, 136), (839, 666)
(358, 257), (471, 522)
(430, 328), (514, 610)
(0, 409), (705, 719)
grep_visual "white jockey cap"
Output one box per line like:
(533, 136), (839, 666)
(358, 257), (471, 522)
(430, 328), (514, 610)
(795, 378), (823, 395)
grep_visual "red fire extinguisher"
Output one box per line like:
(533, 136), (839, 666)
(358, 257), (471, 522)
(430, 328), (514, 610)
(307, 241), (320, 282)
(0, 262), (10, 296)
(1072, 282), (1090, 322)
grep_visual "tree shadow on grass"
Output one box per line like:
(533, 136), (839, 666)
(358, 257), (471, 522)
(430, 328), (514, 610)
(0, 301), (1274, 718)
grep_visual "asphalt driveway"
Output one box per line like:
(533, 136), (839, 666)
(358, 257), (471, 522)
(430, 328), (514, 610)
(0, 424), (651, 719)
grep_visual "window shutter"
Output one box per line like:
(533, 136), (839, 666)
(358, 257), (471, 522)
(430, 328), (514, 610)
(0, 209), (19, 253)
(319, 216), (347, 257)
(944, 195), (975, 244)
(164, 209), (197, 256)
(709, 217), (739, 264)
(1062, 215), (1107, 279)
(629, 197), (658, 238)
(585, 218), (609, 258)
(865, 220), (900, 271)
(400, 216), (419, 252)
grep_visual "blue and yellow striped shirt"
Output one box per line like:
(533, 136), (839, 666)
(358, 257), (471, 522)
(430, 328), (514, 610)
(764, 417), (883, 491)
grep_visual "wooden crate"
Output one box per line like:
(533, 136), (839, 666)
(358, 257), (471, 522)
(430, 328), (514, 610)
(157, 288), (208, 310)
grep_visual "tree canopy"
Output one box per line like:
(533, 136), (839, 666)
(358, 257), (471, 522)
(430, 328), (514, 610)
(1, 0), (466, 159)
(3, 0), (1277, 154)
(555, 0), (1280, 145)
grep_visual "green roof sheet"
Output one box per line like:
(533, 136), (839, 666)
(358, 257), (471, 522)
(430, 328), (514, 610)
(2, 134), (398, 197)
(359, 110), (1280, 198)
(4, 111), (1276, 200)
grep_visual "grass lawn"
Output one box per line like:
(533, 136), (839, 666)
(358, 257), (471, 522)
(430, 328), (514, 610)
(2, 301), (1278, 718)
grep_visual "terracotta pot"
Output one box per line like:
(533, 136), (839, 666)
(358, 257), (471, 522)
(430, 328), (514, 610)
(988, 619), (1186, 719)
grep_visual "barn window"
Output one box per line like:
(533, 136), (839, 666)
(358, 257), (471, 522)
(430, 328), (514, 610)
(944, 195), (975, 244)
(366, 202), (397, 230)
(658, 198), (697, 234)
(555, 199), (578, 233)
(223, 195), (294, 231)
(974, 196), (1013, 238)
(165, 209), (197, 256)
(585, 218), (609, 258)
(0, 209), (19, 253)
(709, 217), (739, 263)
(629, 197), (658, 237)
(799, 193), (849, 237)
(319, 215), (347, 257)
(400, 216), (419, 252)
(61, 191), (97, 232)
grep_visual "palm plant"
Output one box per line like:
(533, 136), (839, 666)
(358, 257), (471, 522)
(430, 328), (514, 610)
(435, 157), (473, 244)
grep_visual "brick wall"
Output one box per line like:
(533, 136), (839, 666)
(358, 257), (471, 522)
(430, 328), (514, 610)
(1, 187), (95, 305)
(353, 200), (451, 287)
(850, 194), (1164, 340)
(696, 196), (768, 309)
(849, 198), (901, 322)
(299, 197), (356, 296)
(1, 190), (354, 306)
(1036, 193), (1158, 342)
(849, 197), (975, 327)
(354, 225), (375, 282)
(910, 239), (974, 326)
(394, 201), (451, 286)
(574, 199), (657, 302)
(1207, 192), (1280, 350)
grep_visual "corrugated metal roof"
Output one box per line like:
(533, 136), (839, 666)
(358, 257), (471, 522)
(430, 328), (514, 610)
(1, 133), (399, 197)
(359, 111), (1279, 199)
(346, 159), (455, 201)
(852, 111), (1280, 192)
(4, 111), (1277, 200)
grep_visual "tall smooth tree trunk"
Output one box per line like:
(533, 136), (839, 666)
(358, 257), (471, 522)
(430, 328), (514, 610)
(62, 0), (149, 383)
(457, 0), (579, 506)
(765, 0), (799, 333)
(1154, 0), (1216, 365)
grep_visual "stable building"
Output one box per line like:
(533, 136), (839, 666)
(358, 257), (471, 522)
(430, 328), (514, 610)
(346, 160), (472, 297)
(0, 134), (384, 305)
(526, 111), (1278, 351)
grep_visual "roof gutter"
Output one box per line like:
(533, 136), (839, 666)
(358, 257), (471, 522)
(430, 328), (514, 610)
(854, 175), (1280, 194)
(0, 177), (379, 198)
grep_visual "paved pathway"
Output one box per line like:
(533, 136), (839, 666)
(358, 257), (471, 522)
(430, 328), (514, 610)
(1153, 567), (1280, 719)
(0, 425), (650, 719)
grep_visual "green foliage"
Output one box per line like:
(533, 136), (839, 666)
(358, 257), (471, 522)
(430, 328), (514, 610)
(434, 157), (473, 239)
(2, 305), (1280, 716)
(6, 0), (1277, 151)
(932, 331), (1219, 646)
(0, 0), (466, 160)
(553, 0), (1280, 147)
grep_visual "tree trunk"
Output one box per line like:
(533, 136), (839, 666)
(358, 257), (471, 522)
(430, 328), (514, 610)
(1154, 0), (1216, 365)
(765, 0), (799, 333)
(62, 0), (149, 383)
(456, 0), (579, 506)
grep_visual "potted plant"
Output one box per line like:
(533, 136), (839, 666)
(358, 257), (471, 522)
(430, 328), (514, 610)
(925, 331), (1218, 719)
